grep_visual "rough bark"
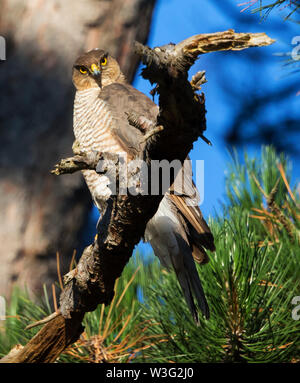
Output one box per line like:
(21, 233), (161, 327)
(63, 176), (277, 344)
(0, 0), (156, 299)
(0, 30), (275, 363)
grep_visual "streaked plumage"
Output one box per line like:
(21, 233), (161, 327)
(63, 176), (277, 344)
(72, 49), (215, 323)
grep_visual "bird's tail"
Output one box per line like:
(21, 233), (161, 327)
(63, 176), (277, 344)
(169, 233), (210, 323)
(145, 210), (210, 323)
(145, 157), (214, 323)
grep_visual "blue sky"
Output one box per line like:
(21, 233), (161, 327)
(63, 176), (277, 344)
(133, 0), (300, 216)
(88, 0), (300, 256)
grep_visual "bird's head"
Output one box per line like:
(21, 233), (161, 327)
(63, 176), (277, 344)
(72, 49), (125, 90)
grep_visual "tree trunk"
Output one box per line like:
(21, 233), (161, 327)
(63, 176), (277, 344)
(0, 0), (155, 299)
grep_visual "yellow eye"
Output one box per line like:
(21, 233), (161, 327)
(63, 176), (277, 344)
(79, 67), (87, 74)
(100, 57), (107, 66)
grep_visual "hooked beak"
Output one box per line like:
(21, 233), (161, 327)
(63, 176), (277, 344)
(90, 63), (101, 87)
(90, 63), (101, 76)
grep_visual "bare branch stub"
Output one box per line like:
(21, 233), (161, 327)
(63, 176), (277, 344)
(1, 29), (275, 363)
(175, 29), (275, 58)
(51, 151), (103, 175)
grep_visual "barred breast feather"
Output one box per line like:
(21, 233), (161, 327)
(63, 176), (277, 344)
(73, 87), (125, 207)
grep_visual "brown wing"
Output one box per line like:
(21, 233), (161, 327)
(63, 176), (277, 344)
(170, 194), (215, 261)
(98, 82), (159, 157)
(100, 82), (215, 263)
(169, 158), (215, 263)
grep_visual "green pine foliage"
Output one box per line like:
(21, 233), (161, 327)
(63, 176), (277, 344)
(0, 286), (53, 356)
(58, 253), (164, 363)
(135, 146), (300, 362)
(0, 253), (163, 363)
(0, 146), (299, 362)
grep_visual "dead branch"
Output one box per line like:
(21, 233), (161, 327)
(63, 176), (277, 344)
(176, 29), (275, 56)
(25, 312), (61, 331)
(51, 151), (105, 175)
(1, 29), (274, 363)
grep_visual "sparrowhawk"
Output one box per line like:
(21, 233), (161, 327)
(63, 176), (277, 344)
(72, 49), (215, 323)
